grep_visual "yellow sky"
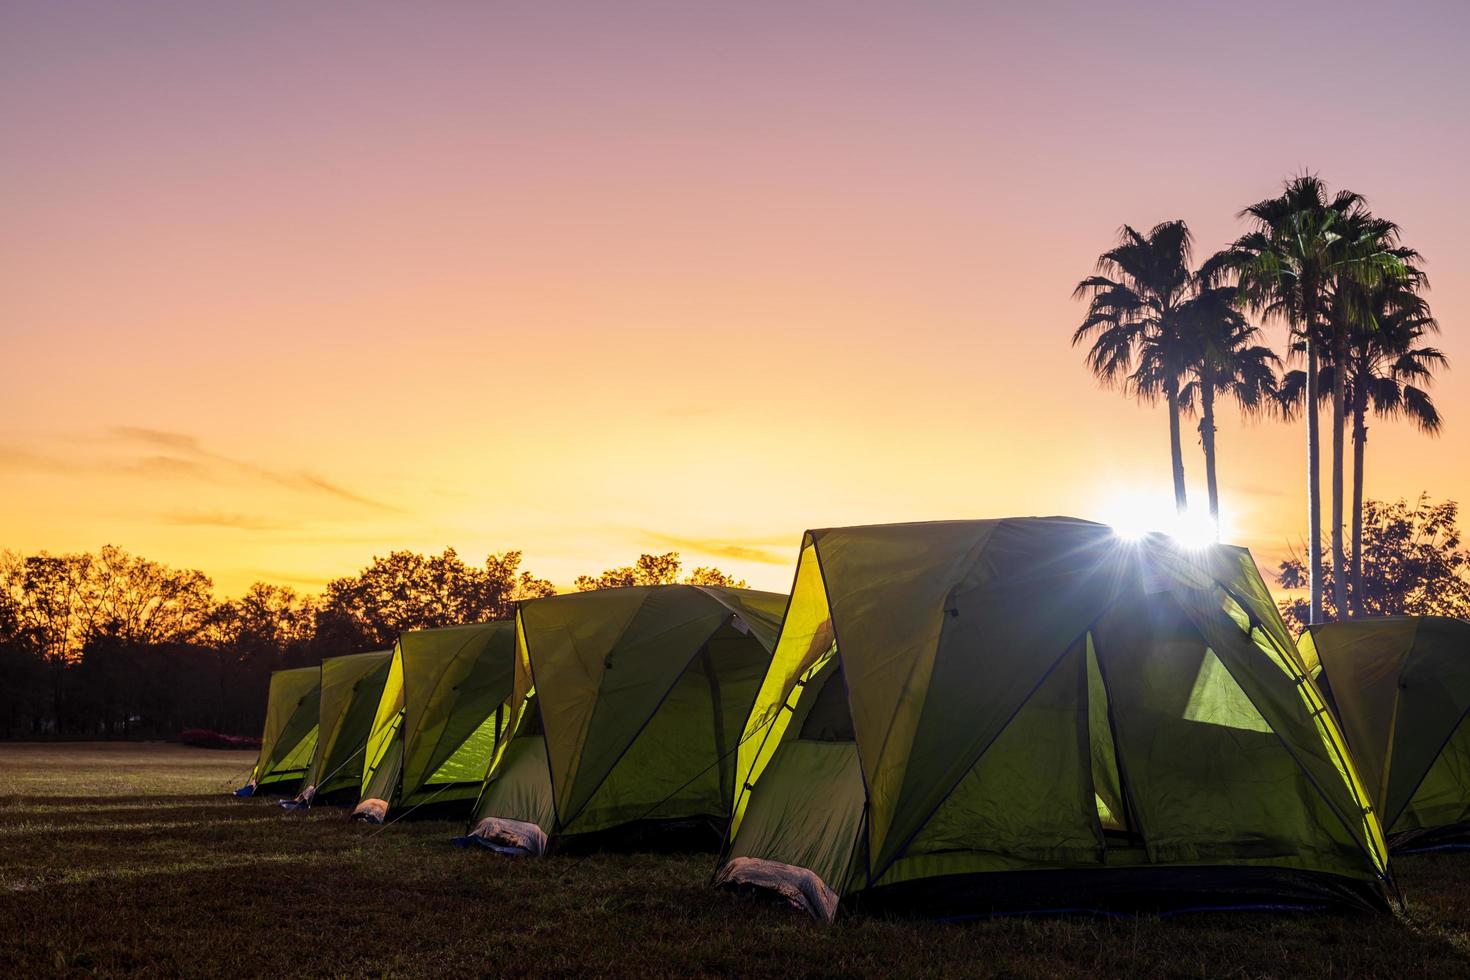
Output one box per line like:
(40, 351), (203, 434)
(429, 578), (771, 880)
(3, 2), (1467, 596)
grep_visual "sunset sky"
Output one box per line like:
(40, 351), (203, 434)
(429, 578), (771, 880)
(3, 1), (1468, 596)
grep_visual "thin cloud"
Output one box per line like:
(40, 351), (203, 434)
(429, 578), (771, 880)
(162, 511), (299, 532)
(105, 427), (400, 512)
(0, 446), (78, 474)
(638, 530), (792, 565)
(109, 427), (204, 453)
(3, 429), (400, 512)
(122, 455), (210, 479)
(297, 474), (393, 510)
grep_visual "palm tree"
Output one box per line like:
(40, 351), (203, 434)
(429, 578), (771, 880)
(1322, 210), (1412, 617)
(1073, 221), (1196, 513)
(1175, 284), (1280, 526)
(1282, 275), (1445, 615)
(1210, 176), (1403, 623)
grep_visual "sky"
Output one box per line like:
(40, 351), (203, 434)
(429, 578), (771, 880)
(2, 0), (1468, 596)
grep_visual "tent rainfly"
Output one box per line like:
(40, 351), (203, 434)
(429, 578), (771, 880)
(714, 518), (1392, 921)
(461, 585), (786, 855)
(352, 622), (516, 823)
(1301, 616), (1470, 850)
(287, 650), (393, 807)
(236, 665), (322, 796)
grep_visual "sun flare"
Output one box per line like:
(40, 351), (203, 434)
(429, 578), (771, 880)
(1100, 492), (1223, 549)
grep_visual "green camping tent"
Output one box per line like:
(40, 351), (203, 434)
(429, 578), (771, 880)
(290, 650), (393, 806)
(714, 519), (1390, 920)
(1301, 616), (1470, 849)
(352, 622), (516, 823)
(237, 665), (322, 796)
(463, 585), (786, 854)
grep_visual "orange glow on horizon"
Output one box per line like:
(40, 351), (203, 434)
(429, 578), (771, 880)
(3, 3), (1466, 598)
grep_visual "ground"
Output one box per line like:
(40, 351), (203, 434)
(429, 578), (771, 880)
(2, 744), (1469, 978)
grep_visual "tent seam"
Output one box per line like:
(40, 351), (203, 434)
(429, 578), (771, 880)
(558, 611), (735, 830)
(1185, 587), (1387, 881)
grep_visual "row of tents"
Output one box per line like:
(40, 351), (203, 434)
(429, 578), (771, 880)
(235, 518), (1470, 921)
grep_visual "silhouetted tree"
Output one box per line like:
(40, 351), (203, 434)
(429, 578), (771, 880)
(1278, 495), (1470, 631)
(316, 548), (554, 650)
(0, 554), (44, 735)
(2, 546), (213, 733)
(685, 566), (750, 588)
(204, 583), (317, 734)
(1282, 275), (1446, 615)
(1074, 220), (1197, 513)
(1176, 282), (1280, 526)
(575, 553), (748, 591)
(1212, 175), (1407, 623)
(0, 544), (556, 738)
(575, 552), (681, 591)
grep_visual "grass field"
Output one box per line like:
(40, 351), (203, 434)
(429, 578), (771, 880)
(3, 744), (1470, 978)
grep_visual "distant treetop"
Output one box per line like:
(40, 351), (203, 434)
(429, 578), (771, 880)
(574, 552), (748, 592)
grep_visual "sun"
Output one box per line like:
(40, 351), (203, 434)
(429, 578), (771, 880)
(1099, 491), (1223, 549)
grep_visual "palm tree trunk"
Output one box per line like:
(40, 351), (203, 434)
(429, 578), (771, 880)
(1201, 368), (1219, 528)
(1330, 327), (1350, 620)
(1167, 382), (1188, 514)
(1351, 379), (1368, 617)
(1306, 336), (1323, 624)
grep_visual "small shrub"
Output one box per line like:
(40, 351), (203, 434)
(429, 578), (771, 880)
(177, 729), (260, 750)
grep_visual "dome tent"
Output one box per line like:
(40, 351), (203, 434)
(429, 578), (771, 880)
(288, 649), (393, 807)
(235, 665), (321, 797)
(462, 585), (785, 855)
(714, 518), (1390, 921)
(1301, 616), (1470, 850)
(351, 622), (516, 823)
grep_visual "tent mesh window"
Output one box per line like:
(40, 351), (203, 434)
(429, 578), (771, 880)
(520, 699), (544, 737)
(798, 667), (855, 742)
(1085, 635), (1134, 840)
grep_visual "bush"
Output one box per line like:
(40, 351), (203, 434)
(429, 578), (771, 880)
(177, 729), (260, 750)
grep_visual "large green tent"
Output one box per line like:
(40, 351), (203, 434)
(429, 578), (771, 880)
(462, 585), (785, 854)
(352, 622), (516, 823)
(714, 519), (1390, 920)
(288, 649), (392, 807)
(236, 665), (321, 796)
(1301, 616), (1470, 849)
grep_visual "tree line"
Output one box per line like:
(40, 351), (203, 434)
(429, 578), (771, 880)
(1075, 173), (1446, 625)
(1277, 495), (1470, 630)
(0, 546), (744, 739)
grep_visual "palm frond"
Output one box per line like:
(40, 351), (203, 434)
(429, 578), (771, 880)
(1402, 386), (1443, 434)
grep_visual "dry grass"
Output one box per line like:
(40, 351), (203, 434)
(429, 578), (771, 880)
(3, 743), (1470, 978)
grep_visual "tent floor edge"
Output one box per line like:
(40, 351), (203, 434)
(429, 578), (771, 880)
(1390, 820), (1470, 853)
(249, 775), (306, 797)
(386, 796), (480, 823)
(549, 815), (725, 856)
(297, 786), (360, 809)
(845, 866), (1392, 920)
